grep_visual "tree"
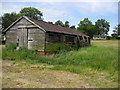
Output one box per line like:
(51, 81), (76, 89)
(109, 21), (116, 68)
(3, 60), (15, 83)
(77, 18), (95, 38)
(70, 25), (76, 29)
(64, 21), (69, 27)
(118, 24), (120, 35)
(111, 24), (120, 39)
(55, 20), (64, 27)
(20, 7), (43, 20)
(113, 24), (120, 35)
(0, 17), (2, 30)
(2, 12), (20, 30)
(2, 7), (43, 30)
(95, 19), (110, 35)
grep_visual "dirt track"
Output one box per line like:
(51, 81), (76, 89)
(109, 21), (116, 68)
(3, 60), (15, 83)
(2, 60), (93, 88)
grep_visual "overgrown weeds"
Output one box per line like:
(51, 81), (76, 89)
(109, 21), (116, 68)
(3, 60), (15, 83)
(2, 43), (118, 75)
(2, 40), (118, 88)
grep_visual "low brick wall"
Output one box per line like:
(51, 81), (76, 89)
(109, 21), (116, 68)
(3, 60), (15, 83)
(37, 51), (56, 55)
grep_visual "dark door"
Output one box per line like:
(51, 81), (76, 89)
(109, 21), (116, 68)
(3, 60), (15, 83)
(77, 39), (80, 47)
(77, 36), (81, 48)
(18, 28), (28, 47)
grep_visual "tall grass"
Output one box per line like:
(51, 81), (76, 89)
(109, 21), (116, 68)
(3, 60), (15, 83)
(2, 44), (51, 62)
(50, 46), (118, 73)
(2, 43), (118, 74)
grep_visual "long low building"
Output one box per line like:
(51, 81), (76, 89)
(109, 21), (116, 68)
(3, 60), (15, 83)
(4, 16), (90, 55)
(93, 35), (107, 40)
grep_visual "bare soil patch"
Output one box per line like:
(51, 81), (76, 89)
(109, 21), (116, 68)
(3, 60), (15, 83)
(2, 60), (93, 88)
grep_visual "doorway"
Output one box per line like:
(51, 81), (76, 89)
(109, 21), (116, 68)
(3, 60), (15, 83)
(18, 28), (28, 47)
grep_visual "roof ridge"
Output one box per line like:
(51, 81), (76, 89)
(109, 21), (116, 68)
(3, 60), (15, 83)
(4, 16), (88, 37)
(29, 17), (78, 31)
(28, 17), (88, 36)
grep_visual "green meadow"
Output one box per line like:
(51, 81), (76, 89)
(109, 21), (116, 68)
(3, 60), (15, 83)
(2, 40), (119, 88)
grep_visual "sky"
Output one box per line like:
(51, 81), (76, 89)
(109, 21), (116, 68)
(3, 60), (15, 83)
(1, 0), (119, 36)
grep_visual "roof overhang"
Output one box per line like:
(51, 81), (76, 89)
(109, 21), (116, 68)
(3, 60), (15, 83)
(3, 16), (46, 32)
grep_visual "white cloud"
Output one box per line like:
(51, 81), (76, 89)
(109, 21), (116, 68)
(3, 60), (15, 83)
(0, 3), (2, 16)
(40, 8), (66, 17)
(1, 1), (118, 35)
(1, 3), (25, 15)
(73, 2), (118, 15)
(1, 1), (118, 16)
(90, 2), (117, 13)
(39, 8), (67, 22)
(1, 0), (119, 2)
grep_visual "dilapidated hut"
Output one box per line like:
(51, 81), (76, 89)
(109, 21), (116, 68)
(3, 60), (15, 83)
(4, 16), (90, 55)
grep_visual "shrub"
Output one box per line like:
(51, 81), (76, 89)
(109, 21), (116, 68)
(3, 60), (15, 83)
(3, 44), (39, 60)
(6, 43), (17, 50)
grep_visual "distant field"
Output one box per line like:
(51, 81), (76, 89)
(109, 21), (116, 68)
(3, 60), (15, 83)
(2, 40), (119, 88)
(91, 40), (118, 47)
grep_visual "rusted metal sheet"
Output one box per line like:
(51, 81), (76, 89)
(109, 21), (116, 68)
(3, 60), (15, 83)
(37, 51), (56, 55)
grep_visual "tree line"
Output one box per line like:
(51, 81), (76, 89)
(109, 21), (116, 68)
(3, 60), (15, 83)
(111, 24), (120, 39)
(0, 7), (119, 38)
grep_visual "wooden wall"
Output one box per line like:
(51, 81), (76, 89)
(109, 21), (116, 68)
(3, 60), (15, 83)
(45, 32), (90, 52)
(6, 25), (18, 46)
(5, 18), (45, 51)
(27, 28), (45, 50)
(5, 17), (90, 52)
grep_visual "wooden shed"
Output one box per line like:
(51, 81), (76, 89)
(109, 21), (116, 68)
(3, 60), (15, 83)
(4, 16), (90, 55)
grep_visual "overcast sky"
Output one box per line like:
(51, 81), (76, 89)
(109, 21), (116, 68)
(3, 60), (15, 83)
(1, 0), (119, 36)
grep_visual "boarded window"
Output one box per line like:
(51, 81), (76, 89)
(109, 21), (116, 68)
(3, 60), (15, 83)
(65, 36), (75, 43)
(48, 34), (61, 42)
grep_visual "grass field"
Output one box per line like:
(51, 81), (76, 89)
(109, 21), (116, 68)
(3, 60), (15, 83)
(2, 40), (119, 88)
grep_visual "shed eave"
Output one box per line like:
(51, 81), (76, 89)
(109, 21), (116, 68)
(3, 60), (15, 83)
(3, 16), (46, 33)
(23, 16), (46, 32)
(3, 16), (23, 32)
